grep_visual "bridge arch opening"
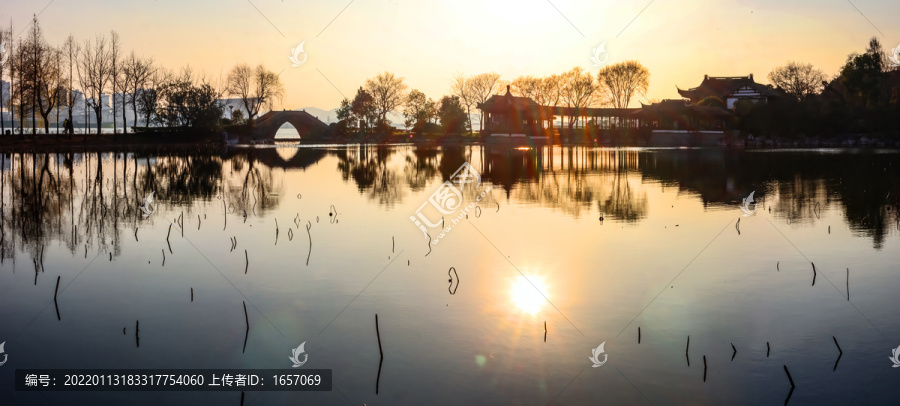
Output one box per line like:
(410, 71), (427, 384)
(274, 122), (305, 140)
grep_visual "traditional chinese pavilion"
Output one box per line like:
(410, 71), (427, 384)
(677, 74), (785, 109)
(477, 86), (556, 144)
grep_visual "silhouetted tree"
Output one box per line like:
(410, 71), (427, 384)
(542, 74), (563, 130)
(335, 97), (354, 135)
(62, 35), (80, 135)
(226, 64), (284, 124)
(597, 60), (649, 108)
(230, 109), (245, 125)
(8, 21), (24, 134)
(0, 26), (9, 135)
(156, 69), (224, 130)
(109, 30), (121, 134)
(451, 72), (477, 134)
(351, 87), (377, 132)
(468, 72), (502, 131)
(136, 68), (169, 127)
(25, 16), (62, 134)
(561, 67), (598, 128)
(335, 87), (378, 135)
(122, 52), (155, 131)
(865, 37), (889, 73)
(510, 75), (541, 100)
(403, 89), (436, 131)
(438, 95), (467, 134)
(768, 61), (826, 101)
(364, 71), (407, 130)
(840, 52), (883, 110)
(734, 99), (771, 136)
(76, 33), (112, 135)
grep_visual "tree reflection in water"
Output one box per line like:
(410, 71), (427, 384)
(482, 148), (647, 221)
(403, 147), (439, 192)
(331, 146), (897, 249)
(0, 148), (284, 271)
(0, 146), (896, 265)
(336, 145), (406, 206)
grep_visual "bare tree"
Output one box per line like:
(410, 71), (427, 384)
(27, 17), (37, 134)
(122, 52), (154, 132)
(252, 65), (283, 117)
(24, 15), (38, 134)
(54, 45), (62, 132)
(136, 67), (170, 127)
(541, 74), (563, 107)
(62, 35), (80, 134)
(14, 28), (25, 134)
(528, 75), (565, 129)
(26, 16), (63, 134)
(450, 72), (476, 134)
(109, 30), (120, 134)
(0, 26), (9, 135)
(767, 61), (826, 101)
(597, 60), (650, 109)
(77, 34), (112, 135)
(226, 64), (253, 120)
(494, 79), (511, 95)
(118, 51), (134, 133)
(364, 71), (407, 129)
(468, 72), (502, 131)
(226, 64), (283, 124)
(510, 75), (542, 100)
(560, 67), (597, 128)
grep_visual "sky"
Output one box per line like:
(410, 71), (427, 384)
(2, 0), (899, 111)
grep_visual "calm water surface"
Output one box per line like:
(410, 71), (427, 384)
(0, 146), (898, 405)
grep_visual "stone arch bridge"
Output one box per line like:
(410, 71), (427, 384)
(253, 110), (329, 140)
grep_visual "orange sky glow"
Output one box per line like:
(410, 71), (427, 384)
(3, 0), (899, 111)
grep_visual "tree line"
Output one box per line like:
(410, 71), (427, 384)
(732, 37), (899, 139)
(334, 62), (651, 137)
(0, 16), (284, 136)
(335, 39), (900, 140)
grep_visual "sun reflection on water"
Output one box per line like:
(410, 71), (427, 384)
(510, 275), (549, 316)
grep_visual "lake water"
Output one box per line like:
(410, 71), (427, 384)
(0, 145), (898, 405)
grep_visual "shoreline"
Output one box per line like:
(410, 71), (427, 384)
(0, 132), (899, 152)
